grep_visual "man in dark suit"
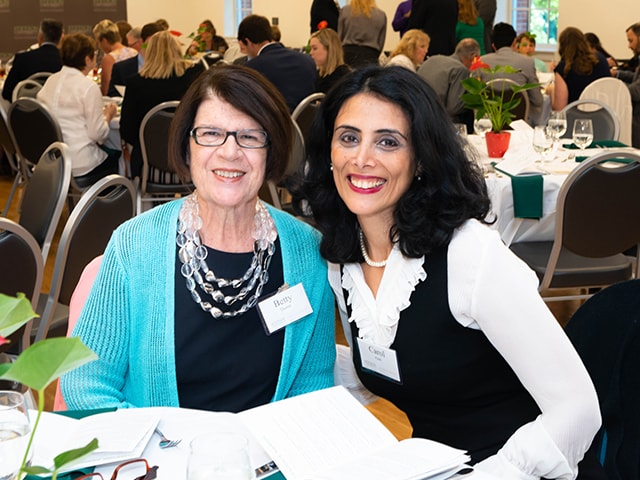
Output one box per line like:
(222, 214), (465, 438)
(616, 22), (640, 148)
(408, 0), (458, 56)
(107, 21), (164, 97)
(2, 19), (63, 101)
(238, 15), (316, 112)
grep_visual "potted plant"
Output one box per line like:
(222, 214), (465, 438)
(461, 57), (540, 157)
(0, 293), (98, 480)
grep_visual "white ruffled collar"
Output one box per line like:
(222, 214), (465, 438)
(341, 244), (427, 348)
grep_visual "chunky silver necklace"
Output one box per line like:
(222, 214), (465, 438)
(176, 192), (277, 318)
(359, 229), (388, 268)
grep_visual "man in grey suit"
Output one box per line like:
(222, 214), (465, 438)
(481, 23), (543, 125)
(417, 38), (481, 131)
(615, 22), (640, 148)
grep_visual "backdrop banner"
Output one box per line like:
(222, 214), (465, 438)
(0, 0), (128, 62)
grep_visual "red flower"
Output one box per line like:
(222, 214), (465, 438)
(470, 56), (490, 71)
(0, 335), (7, 347)
(169, 30), (182, 37)
(317, 20), (328, 30)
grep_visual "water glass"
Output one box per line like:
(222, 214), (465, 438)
(0, 391), (31, 480)
(473, 114), (492, 138)
(187, 432), (254, 480)
(532, 126), (554, 164)
(572, 118), (594, 150)
(547, 110), (567, 141)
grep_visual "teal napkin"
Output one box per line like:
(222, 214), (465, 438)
(493, 165), (544, 219)
(575, 156), (634, 164)
(562, 140), (628, 149)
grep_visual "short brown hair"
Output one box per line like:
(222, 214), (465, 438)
(169, 65), (293, 184)
(61, 33), (95, 70)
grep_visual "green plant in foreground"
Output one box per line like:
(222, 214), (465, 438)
(0, 293), (98, 480)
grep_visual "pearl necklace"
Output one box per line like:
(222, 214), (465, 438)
(359, 229), (389, 268)
(176, 192), (277, 318)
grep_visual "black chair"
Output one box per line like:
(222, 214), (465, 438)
(0, 101), (22, 217)
(510, 151), (640, 301)
(0, 217), (43, 354)
(485, 78), (530, 124)
(291, 92), (324, 145)
(561, 99), (620, 143)
(564, 279), (640, 480)
(16, 142), (71, 263)
(33, 174), (136, 342)
(26, 71), (53, 85)
(7, 97), (63, 182)
(137, 100), (193, 214)
(11, 79), (43, 102)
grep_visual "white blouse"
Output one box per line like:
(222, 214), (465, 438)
(329, 219), (601, 480)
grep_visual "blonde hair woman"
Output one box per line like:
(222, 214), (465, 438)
(455, 0), (485, 54)
(119, 30), (205, 178)
(338, 0), (387, 68)
(386, 29), (430, 70)
(310, 28), (351, 93)
(93, 19), (137, 95)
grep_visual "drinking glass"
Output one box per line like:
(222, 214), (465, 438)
(187, 432), (254, 480)
(547, 110), (567, 142)
(473, 114), (492, 138)
(572, 118), (594, 150)
(0, 391), (31, 480)
(532, 126), (554, 165)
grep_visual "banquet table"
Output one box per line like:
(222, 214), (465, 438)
(466, 129), (639, 246)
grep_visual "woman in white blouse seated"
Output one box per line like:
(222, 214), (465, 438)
(385, 29), (430, 71)
(295, 66), (606, 480)
(37, 33), (119, 189)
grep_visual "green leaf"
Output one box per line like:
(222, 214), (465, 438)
(24, 465), (52, 475)
(0, 293), (38, 338)
(53, 438), (99, 470)
(0, 337), (97, 391)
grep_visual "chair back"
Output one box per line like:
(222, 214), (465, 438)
(26, 71), (53, 85)
(0, 217), (43, 353)
(292, 92), (325, 145)
(580, 78), (632, 145)
(11, 79), (43, 102)
(565, 279), (640, 480)
(138, 100), (193, 213)
(7, 97), (63, 179)
(539, 151), (640, 290)
(485, 78), (530, 123)
(18, 142), (71, 262)
(33, 174), (136, 342)
(0, 101), (21, 216)
(561, 99), (620, 142)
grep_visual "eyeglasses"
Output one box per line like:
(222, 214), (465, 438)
(190, 127), (269, 149)
(75, 458), (158, 480)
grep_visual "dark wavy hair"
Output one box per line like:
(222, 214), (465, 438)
(292, 66), (492, 264)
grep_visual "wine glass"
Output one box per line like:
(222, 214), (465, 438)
(187, 432), (254, 480)
(547, 110), (567, 142)
(572, 118), (594, 151)
(474, 114), (492, 138)
(532, 126), (554, 165)
(0, 391), (31, 480)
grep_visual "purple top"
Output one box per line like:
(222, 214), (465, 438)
(392, 0), (412, 37)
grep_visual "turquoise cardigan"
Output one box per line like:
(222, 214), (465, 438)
(61, 200), (335, 409)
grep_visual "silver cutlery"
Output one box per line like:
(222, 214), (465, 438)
(155, 428), (181, 448)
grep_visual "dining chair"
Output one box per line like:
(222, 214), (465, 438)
(561, 98), (620, 143)
(0, 217), (43, 354)
(564, 279), (640, 480)
(0, 100), (22, 217)
(509, 150), (640, 301)
(291, 92), (325, 144)
(137, 100), (193, 214)
(16, 142), (71, 264)
(11, 79), (43, 102)
(580, 78), (632, 145)
(485, 78), (530, 124)
(33, 174), (136, 343)
(26, 71), (53, 85)
(7, 97), (63, 183)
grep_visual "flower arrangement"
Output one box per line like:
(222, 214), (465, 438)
(0, 293), (98, 480)
(461, 57), (540, 132)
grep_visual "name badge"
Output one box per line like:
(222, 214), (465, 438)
(356, 337), (401, 383)
(257, 283), (313, 334)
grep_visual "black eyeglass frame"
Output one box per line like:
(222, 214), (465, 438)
(189, 127), (270, 149)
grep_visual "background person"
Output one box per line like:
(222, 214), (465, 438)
(310, 0), (341, 33)
(615, 22), (640, 148)
(391, 0), (412, 38)
(338, 0), (387, 69)
(93, 19), (137, 95)
(515, 32), (547, 72)
(385, 29), (430, 70)
(61, 65), (336, 412)
(295, 65), (604, 479)
(455, 0), (484, 54)
(309, 28), (351, 93)
(407, 0), (458, 55)
(186, 19), (228, 57)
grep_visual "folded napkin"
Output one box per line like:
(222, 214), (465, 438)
(575, 156), (635, 163)
(493, 165), (544, 219)
(562, 140), (629, 149)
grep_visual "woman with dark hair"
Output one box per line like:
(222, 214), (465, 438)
(37, 33), (120, 188)
(186, 19), (228, 57)
(61, 65), (335, 412)
(584, 32), (616, 68)
(550, 26), (611, 110)
(295, 66), (604, 479)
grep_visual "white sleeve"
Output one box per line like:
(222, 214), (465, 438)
(83, 82), (110, 144)
(448, 221), (601, 480)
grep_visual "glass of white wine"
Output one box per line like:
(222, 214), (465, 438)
(532, 126), (554, 166)
(473, 114), (492, 138)
(572, 118), (594, 151)
(0, 391), (31, 480)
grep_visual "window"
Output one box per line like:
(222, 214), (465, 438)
(512, 0), (559, 46)
(237, 0), (252, 28)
